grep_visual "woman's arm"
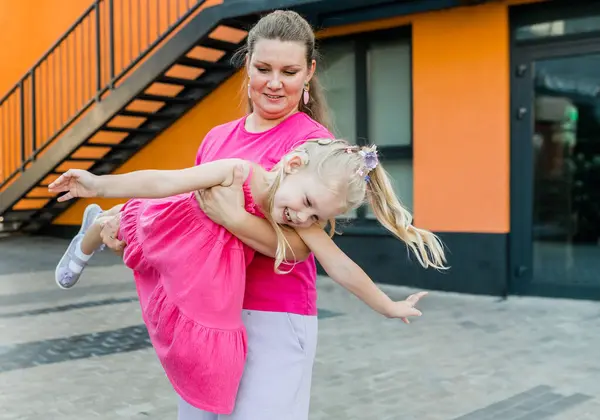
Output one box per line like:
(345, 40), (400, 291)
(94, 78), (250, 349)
(195, 166), (311, 261)
(227, 212), (311, 261)
(49, 159), (247, 201)
(296, 227), (426, 320)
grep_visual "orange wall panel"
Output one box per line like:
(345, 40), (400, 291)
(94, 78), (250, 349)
(54, 71), (246, 224)
(412, 4), (510, 233)
(0, 0), (93, 96)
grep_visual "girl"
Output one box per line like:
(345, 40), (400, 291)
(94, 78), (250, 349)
(49, 138), (446, 414)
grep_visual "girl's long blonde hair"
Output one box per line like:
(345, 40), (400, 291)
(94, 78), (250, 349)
(366, 164), (447, 270)
(262, 139), (447, 272)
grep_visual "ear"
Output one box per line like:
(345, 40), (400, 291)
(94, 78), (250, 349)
(306, 59), (316, 83)
(283, 152), (308, 175)
(245, 54), (251, 77)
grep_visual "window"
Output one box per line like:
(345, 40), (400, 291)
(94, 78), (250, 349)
(319, 28), (413, 223)
(516, 16), (600, 41)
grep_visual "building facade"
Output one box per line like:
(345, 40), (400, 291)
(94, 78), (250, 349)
(1, 0), (598, 300)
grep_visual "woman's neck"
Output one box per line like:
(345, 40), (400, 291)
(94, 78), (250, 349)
(245, 109), (299, 133)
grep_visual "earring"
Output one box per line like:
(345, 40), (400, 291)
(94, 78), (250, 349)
(247, 82), (251, 99)
(303, 82), (310, 105)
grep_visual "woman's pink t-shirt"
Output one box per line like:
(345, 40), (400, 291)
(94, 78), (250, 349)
(195, 112), (334, 316)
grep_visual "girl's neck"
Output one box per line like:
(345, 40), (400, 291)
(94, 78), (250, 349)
(245, 109), (299, 133)
(248, 163), (277, 212)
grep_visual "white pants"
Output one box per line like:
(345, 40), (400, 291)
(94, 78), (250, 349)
(177, 310), (319, 420)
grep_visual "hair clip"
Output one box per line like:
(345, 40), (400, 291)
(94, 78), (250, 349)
(359, 147), (378, 172)
(356, 146), (378, 182)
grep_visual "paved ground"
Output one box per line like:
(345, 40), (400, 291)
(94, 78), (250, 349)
(1, 235), (599, 420)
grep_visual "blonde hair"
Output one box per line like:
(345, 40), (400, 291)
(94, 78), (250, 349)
(263, 139), (448, 272)
(233, 10), (332, 129)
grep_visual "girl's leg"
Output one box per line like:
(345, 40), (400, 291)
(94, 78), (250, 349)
(221, 310), (319, 420)
(177, 397), (218, 420)
(55, 203), (123, 289)
(80, 204), (123, 254)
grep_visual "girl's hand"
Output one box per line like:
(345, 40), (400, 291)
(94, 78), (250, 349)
(99, 214), (126, 255)
(385, 291), (428, 323)
(48, 169), (101, 202)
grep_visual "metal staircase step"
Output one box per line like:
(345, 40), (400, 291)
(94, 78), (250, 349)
(137, 93), (196, 104)
(118, 110), (177, 120)
(67, 157), (125, 164)
(157, 76), (216, 88)
(101, 126), (160, 134)
(219, 17), (255, 31)
(66, 158), (99, 162)
(1, 210), (37, 222)
(84, 142), (140, 150)
(199, 37), (240, 52)
(176, 57), (233, 70)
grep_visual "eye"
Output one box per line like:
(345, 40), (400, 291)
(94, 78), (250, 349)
(284, 70), (298, 75)
(305, 197), (312, 207)
(256, 67), (269, 73)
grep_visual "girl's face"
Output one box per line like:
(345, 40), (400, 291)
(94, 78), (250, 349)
(247, 38), (315, 121)
(271, 156), (346, 228)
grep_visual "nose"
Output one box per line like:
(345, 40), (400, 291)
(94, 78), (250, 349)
(267, 74), (282, 89)
(296, 212), (309, 223)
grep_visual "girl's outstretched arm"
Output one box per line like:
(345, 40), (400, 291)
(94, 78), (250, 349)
(296, 226), (426, 323)
(48, 159), (248, 202)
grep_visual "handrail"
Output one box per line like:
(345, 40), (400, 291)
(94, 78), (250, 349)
(0, 4), (98, 107)
(0, 0), (206, 189)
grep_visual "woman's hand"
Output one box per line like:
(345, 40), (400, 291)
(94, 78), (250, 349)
(196, 165), (310, 260)
(195, 165), (247, 228)
(99, 213), (126, 256)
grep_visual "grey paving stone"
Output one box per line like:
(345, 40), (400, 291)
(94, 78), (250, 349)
(453, 385), (554, 419)
(515, 393), (594, 420)
(0, 306), (342, 373)
(0, 296), (139, 318)
(0, 325), (152, 372)
(1, 237), (600, 419)
(0, 281), (136, 307)
(0, 235), (122, 275)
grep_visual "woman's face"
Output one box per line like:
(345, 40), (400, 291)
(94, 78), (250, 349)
(247, 38), (315, 121)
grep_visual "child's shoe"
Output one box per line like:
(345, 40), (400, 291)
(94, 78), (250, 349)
(55, 204), (103, 289)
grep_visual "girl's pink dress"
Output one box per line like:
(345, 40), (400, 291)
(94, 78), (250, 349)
(117, 171), (261, 414)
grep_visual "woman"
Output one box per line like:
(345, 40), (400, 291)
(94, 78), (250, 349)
(102, 9), (335, 420)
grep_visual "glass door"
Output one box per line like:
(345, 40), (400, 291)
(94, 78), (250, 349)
(511, 43), (600, 299)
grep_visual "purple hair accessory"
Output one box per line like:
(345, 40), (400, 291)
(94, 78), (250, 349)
(357, 146), (378, 181)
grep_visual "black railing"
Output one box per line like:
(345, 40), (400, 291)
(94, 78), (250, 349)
(0, 0), (207, 189)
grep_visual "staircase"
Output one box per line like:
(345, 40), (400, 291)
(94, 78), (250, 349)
(0, 0), (400, 234)
(0, 0), (256, 233)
